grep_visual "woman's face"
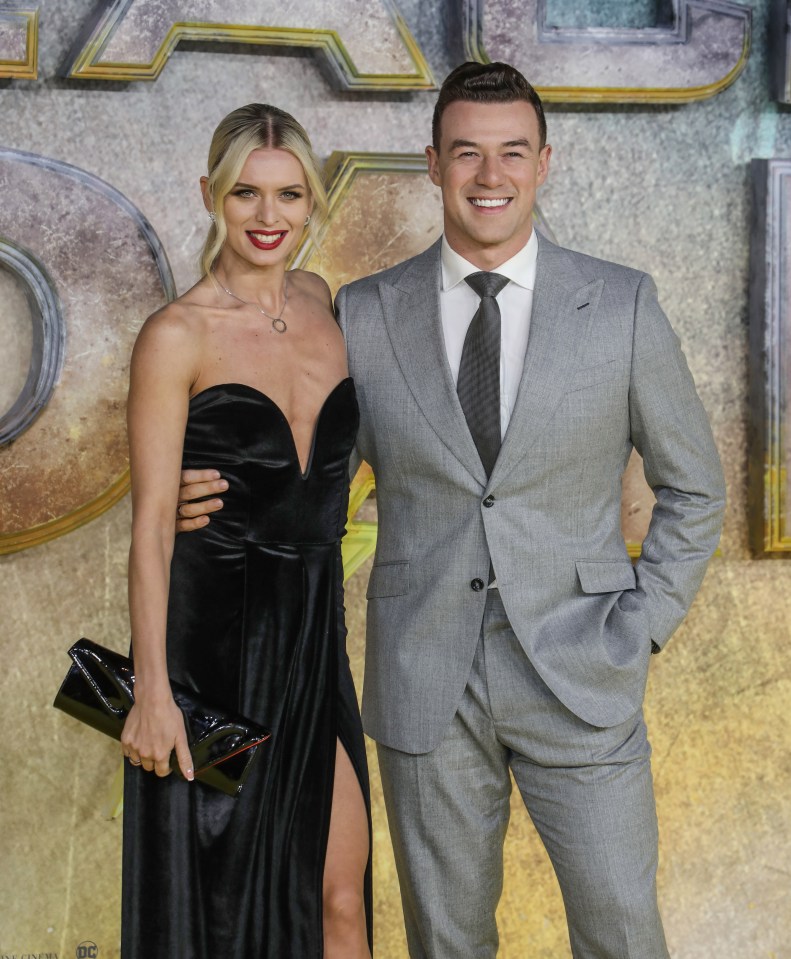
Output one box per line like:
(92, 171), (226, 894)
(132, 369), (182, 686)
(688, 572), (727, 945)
(219, 147), (312, 269)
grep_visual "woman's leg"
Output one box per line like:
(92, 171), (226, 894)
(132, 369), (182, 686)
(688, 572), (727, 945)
(323, 738), (371, 958)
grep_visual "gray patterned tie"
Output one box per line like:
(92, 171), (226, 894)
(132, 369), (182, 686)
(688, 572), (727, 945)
(457, 271), (509, 477)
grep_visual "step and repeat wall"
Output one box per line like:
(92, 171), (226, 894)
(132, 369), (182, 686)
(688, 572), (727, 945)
(1, 1), (789, 956)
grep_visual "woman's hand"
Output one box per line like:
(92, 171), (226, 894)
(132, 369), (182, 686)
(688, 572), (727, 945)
(121, 696), (195, 781)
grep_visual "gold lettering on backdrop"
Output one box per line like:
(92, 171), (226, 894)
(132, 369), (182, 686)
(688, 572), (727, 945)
(343, 464), (377, 583)
(464, 0), (751, 102)
(0, 7), (38, 79)
(0, 150), (175, 555)
(63, 0), (435, 89)
(749, 159), (791, 555)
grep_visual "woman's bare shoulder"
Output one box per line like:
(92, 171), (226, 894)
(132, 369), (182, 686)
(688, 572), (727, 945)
(289, 269), (333, 308)
(136, 278), (215, 346)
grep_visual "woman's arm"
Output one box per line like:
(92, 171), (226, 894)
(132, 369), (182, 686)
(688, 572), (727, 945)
(122, 306), (199, 780)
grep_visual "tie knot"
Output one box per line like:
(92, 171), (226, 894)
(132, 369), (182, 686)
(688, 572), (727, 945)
(464, 271), (509, 300)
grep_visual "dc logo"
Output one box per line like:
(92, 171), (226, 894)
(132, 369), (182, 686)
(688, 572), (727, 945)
(76, 943), (98, 958)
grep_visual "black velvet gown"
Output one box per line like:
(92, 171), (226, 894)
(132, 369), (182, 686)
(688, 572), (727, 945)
(122, 378), (372, 958)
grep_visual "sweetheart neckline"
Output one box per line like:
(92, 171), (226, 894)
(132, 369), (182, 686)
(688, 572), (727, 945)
(187, 377), (354, 480)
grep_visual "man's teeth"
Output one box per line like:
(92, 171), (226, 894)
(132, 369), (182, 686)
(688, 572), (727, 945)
(470, 198), (510, 207)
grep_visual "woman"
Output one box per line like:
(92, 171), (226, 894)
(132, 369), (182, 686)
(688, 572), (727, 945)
(121, 104), (372, 958)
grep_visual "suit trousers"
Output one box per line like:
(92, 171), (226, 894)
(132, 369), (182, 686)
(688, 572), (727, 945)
(377, 590), (669, 959)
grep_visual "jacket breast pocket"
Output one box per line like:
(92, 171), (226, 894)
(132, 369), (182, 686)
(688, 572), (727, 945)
(366, 561), (410, 599)
(564, 358), (621, 395)
(576, 560), (636, 594)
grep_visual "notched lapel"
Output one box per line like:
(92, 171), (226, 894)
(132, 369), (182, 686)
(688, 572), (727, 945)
(490, 240), (604, 488)
(378, 245), (488, 485)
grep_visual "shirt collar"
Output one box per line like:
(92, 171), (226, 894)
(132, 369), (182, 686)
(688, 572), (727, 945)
(440, 229), (538, 293)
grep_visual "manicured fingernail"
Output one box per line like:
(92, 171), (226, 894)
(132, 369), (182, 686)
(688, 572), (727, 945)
(210, 470), (221, 479)
(218, 480), (229, 490)
(213, 499), (224, 509)
(198, 516), (209, 526)
(187, 768), (194, 781)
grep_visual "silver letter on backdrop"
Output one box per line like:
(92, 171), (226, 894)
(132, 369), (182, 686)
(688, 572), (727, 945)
(0, 150), (175, 555)
(63, 0), (435, 89)
(463, 0), (751, 102)
(0, 240), (63, 448)
(770, 0), (791, 103)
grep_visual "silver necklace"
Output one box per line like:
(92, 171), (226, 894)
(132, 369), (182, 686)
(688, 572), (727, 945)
(213, 270), (289, 333)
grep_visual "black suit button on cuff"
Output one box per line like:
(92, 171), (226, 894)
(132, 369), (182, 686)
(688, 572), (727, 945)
(482, 495), (495, 507)
(470, 578), (485, 591)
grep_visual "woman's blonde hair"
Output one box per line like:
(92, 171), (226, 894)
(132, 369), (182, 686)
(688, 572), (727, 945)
(199, 103), (328, 276)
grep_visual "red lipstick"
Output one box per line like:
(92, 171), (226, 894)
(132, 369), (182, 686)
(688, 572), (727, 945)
(247, 230), (287, 250)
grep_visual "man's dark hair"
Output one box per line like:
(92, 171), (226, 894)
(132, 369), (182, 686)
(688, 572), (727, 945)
(432, 61), (547, 151)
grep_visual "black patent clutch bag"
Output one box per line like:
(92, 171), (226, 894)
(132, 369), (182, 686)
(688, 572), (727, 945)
(53, 638), (271, 797)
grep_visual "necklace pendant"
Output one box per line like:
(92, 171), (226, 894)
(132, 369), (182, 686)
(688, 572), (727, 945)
(212, 268), (289, 332)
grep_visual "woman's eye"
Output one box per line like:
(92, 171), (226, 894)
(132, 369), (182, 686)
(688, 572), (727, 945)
(281, 191), (302, 200)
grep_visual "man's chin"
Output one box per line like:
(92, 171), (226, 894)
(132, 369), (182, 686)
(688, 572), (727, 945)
(459, 224), (529, 255)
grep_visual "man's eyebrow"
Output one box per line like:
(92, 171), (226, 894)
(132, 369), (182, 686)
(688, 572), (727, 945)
(447, 138), (533, 151)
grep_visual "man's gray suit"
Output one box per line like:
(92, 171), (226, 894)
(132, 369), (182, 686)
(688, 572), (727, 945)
(335, 232), (725, 957)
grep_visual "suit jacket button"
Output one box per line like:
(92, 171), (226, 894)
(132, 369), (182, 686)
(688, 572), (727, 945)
(470, 578), (485, 591)
(483, 495), (495, 507)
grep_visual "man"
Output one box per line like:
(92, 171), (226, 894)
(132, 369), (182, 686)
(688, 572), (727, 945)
(179, 62), (725, 958)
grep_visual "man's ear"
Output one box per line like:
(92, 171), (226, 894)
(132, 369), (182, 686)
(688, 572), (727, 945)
(425, 145), (441, 187)
(536, 144), (552, 187)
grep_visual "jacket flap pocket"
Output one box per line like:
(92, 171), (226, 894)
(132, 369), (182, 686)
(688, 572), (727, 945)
(576, 560), (636, 594)
(366, 561), (409, 599)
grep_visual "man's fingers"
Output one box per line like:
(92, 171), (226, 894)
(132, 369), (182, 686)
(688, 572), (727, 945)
(177, 498), (224, 519)
(176, 471), (227, 534)
(175, 499), (222, 532)
(176, 515), (210, 534)
(178, 479), (228, 501)
(180, 468), (221, 485)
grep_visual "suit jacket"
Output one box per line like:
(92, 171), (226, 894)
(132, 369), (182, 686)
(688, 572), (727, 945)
(335, 234), (725, 753)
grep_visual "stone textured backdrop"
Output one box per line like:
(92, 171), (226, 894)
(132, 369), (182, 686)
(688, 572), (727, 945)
(1, 1), (789, 957)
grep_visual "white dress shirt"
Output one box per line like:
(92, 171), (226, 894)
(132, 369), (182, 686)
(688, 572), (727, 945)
(439, 230), (538, 440)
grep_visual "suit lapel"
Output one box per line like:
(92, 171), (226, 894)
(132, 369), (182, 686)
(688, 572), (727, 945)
(490, 235), (604, 488)
(378, 240), (488, 484)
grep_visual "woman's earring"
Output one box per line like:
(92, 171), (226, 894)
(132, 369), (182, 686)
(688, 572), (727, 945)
(208, 211), (216, 222)
(304, 215), (311, 226)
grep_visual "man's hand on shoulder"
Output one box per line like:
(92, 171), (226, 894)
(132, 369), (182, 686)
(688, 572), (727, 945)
(176, 469), (228, 533)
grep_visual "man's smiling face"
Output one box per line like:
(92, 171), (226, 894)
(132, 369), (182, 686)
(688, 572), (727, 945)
(426, 99), (551, 270)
